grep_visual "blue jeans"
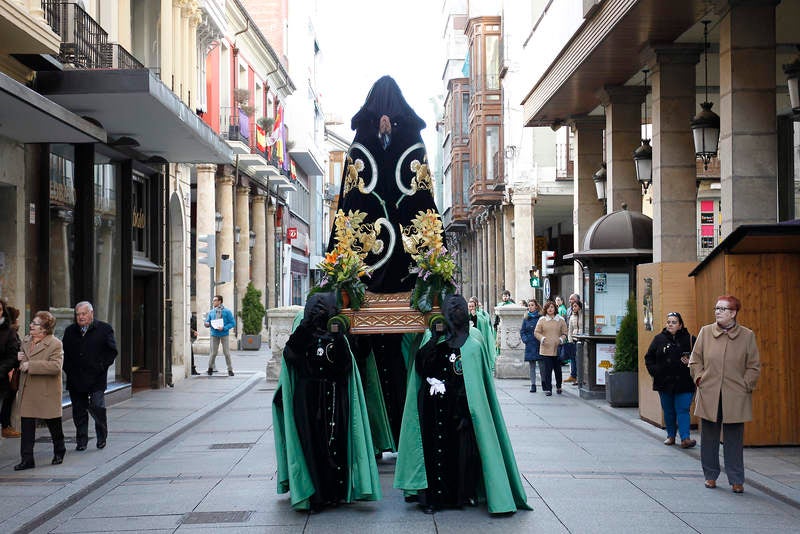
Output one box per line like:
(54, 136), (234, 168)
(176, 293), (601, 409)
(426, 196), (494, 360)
(658, 391), (694, 440)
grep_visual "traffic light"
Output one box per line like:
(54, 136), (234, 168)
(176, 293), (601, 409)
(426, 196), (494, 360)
(219, 254), (234, 283)
(529, 267), (540, 288)
(541, 250), (556, 276)
(198, 234), (216, 267)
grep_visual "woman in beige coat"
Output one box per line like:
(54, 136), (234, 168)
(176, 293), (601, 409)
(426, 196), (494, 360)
(534, 301), (568, 396)
(689, 295), (760, 494)
(14, 310), (66, 470)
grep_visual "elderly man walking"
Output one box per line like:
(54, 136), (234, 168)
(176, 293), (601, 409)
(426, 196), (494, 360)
(62, 301), (118, 450)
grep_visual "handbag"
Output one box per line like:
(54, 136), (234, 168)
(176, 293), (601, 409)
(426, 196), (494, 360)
(9, 368), (19, 392)
(559, 342), (576, 363)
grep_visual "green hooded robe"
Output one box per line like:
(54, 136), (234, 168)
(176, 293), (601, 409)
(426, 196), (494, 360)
(393, 327), (531, 514)
(272, 315), (382, 510)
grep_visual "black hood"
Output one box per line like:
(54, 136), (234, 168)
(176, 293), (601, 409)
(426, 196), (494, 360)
(443, 294), (470, 349)
(303, 292), (339, 332)
(350, 75), (426, 132)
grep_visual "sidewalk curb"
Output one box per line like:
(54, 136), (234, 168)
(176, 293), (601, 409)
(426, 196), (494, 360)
(563, 386), (800, 511)
(4, 373), (265, 534)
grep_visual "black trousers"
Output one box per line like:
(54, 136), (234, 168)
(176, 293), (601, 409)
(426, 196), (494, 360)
(69, 389), (107, 446)
(538, 356), (562, 392)
(21, 416), (65, 462)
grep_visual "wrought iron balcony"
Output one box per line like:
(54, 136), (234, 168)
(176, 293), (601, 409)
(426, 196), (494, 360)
(41, 1), (143, 71)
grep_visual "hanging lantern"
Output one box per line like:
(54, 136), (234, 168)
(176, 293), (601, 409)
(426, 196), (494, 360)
(783, 46), (800, 113)
(593, 163), (607, 201)
(691, 20), (721, 170)
(632, 69), (652, 194)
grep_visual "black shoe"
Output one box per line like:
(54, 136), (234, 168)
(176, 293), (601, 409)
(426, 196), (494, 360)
(76, 444), (87, 451)
(529, 386), (537, 392)
(421, 505), (436, 514)
(404, 494), (419, 503)
(228, 370), (234, 376)
(206, 368), (213, 376)
(545, 391), (553, 396)
(51, 455), (64, 465)
(14, 460), (35, 471)
(97, 439), (106, 449)
(191, 368), (200, 375)
(557, 388), (563, 394)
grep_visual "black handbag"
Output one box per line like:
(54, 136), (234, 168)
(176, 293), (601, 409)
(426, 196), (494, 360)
(559, 342), (576, 363)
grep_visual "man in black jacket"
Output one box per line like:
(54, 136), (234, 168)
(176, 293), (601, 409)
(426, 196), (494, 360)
(62, 301), (118, 450)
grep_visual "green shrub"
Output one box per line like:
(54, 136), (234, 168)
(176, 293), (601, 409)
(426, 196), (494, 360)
(613, 295), (638, 372)
(240, 282), (266, 335)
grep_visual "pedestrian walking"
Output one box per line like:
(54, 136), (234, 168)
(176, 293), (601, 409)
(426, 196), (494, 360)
(644, 311), (696, 448)
(689, 295), (760, 494)
(14, 311), (65, 470)
(190, 313), (199, 375)
(519, 299), (542, 392)
(0, 300), (21, 438)
(563, 300), (582, 384)
(62, 301), (118, 451)
(534, 300), (568, 396)
(204, 295), (236, 376)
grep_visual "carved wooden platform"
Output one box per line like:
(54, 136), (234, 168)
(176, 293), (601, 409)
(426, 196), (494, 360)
(340, 291), (439, 334)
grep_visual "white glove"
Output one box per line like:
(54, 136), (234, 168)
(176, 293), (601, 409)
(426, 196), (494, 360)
(427, 377), (446, 396)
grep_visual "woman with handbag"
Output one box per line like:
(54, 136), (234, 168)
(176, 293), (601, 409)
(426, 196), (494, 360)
(534, 301), (568, 396)
(0, 299), (21, 438)
(519, 299), (542, 392)
(14, 310), (66, 470)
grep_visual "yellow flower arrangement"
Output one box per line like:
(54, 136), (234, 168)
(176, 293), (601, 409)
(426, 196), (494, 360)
(401, 210), (459, 312)
(310, 209), (378, 310)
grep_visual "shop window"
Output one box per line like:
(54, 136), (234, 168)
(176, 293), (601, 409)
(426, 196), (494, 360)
(131, 176), (149, 256)
(49, 146), (77, 329)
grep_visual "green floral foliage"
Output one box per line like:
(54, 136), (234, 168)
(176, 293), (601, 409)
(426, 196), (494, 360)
(614, 296), (638, 372)
(240, 282), (266, 335)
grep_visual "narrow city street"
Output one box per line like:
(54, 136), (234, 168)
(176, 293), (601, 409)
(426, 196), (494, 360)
(0, 349), (798, 533)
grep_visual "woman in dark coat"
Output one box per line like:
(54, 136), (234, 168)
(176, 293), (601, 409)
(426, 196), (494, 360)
(519, 299), (541, 392)
(0, 300), (21, 438)
(644, 312), (696, 448)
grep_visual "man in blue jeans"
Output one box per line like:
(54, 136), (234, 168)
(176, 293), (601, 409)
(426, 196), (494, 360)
(204, 295), (236, 376)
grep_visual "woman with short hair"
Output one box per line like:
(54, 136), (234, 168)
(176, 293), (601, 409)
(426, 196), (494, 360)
(534, 300), (568, 396)
(519, 299), (542, 393)
(689, 295), (760, 494)
(14, 310), (65, 470)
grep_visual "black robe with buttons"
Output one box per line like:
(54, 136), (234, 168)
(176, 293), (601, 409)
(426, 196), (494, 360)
(281, 322), (352, 508)
(414, 338), (480, 509)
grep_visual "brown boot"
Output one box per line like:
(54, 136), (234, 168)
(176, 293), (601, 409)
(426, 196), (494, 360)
(680, 438), (697, 449)
(2, 427), (21, 438)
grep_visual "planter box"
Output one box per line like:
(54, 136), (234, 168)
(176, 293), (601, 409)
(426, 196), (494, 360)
(606, 370), (638, 407)
(241, 334), (261, 350)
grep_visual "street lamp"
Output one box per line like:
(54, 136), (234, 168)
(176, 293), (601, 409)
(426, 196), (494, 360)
(593, 163), (607, 201)
(249, 230), (256, 249)
(633, 69), (652, 194)
(234, 225), (241, 244)
(783, 46), (800, 114)
(691, 21), (720, 170)
(214, 212), (223, 233)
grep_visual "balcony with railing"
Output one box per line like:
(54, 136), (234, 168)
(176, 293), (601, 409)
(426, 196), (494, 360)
(219, 106), (291, 180)
(41, 1), (143, 70)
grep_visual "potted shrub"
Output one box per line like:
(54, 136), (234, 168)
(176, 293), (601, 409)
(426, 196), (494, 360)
(606, 295), (639, 407)
(240, 282), (266, 350)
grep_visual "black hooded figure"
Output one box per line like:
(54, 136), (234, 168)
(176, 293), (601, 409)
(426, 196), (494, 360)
(331, 75), (440, 293)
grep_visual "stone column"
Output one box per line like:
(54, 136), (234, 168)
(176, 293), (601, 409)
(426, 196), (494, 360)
(571, 115), (606, 297)
(643, 45), (702, 262)
(266, 305), (303, 380)
(487, 213), (498, 307)
(513, 186), (536, 301)
(50, 214), (71, 308)
(194, 164), (216, 353)
(266, 201), (277, 309)
(598, 85), (647, 213)
(216, 174), (235, 314)
(718, 0), (778, 235)
(251, 195), (267, 337)
(503, 206), (515, 298)
(493, 208), (505, 301)
(494, 304), (527, 378)
(475, 222), (483, 305)
(235, 186), (251, 334)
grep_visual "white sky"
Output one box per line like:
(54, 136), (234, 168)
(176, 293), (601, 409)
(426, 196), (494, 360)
(315, 0), (444, 149)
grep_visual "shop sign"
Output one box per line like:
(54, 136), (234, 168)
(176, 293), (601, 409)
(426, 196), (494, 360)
(287, 227), (297, 242)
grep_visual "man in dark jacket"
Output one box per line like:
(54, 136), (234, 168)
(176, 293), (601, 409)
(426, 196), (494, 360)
(62, 301), (118, 450)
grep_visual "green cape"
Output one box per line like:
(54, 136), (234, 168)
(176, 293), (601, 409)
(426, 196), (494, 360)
(393, 327), (531, 514)
(272, 315), (382, 510)
(474, 310), (497, 368)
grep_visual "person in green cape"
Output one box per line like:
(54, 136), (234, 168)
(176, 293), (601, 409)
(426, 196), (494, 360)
(272, 292), (381, 512)
(394, 294), (531, 515)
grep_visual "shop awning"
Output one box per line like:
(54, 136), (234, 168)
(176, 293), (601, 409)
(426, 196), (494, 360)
(35, 69), (233, 164)
(522, 0), (706, 127)
(0, 72), (105, 143)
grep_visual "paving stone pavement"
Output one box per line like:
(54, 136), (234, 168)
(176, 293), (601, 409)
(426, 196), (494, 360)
(0, 350), (798, 533)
